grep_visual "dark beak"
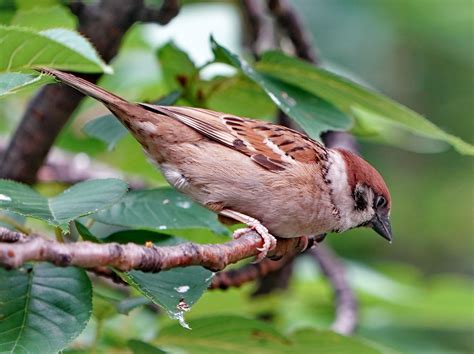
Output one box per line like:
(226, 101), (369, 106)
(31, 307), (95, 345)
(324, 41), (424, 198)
(371, 214), (392, 243)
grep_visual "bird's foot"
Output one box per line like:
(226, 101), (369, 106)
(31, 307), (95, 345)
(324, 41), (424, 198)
(297, 236), (310, 253)
(222, 209), (277, 263)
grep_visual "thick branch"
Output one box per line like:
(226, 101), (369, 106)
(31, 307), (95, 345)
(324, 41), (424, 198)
(138, 0), (181, 25)
(310, 246), (357, 335)
(0, 0), (181, 184)
(0, 230), (307, 272)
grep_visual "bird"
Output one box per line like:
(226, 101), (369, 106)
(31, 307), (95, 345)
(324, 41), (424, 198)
(38, 68), (392, 262)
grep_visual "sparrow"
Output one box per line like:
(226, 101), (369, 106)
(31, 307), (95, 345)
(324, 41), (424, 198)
(39, 68), (392, 261)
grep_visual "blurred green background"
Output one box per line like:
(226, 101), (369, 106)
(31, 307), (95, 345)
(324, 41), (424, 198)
(297, 0), (474, 275)
(0, 0), (472, 353)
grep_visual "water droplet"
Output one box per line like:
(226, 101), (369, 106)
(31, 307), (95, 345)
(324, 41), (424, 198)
(169, 310), (191, 330)
(0, 194), (11, 202)
(168, 298), (192, 329)
(174, 285), (190, 293)
(176, 200), (192, 209)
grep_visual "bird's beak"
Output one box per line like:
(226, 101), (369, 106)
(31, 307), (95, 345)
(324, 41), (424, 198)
(371, 213), (392, 243)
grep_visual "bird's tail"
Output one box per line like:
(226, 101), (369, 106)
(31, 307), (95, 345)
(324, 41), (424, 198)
(37, 67), (126, 105)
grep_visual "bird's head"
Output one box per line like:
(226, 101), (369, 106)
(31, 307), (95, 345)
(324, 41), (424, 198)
(329, 148), (392, 242)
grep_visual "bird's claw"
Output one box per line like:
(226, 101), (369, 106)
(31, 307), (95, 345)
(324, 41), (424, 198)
(232, 223), (277, 263)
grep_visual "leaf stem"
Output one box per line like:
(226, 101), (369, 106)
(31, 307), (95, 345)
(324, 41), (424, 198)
(0, 214), (30, 234)
(55, 227), (64, 243)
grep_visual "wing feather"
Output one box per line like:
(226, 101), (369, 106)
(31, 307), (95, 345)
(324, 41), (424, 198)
(139, 104), (327, 171)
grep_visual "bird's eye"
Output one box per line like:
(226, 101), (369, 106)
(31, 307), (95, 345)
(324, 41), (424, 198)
(376, 196), (386, 208)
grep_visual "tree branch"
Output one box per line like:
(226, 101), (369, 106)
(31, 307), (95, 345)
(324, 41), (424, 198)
(0, 0), (181, 184)
(0, 228), (27, 243)
(310, 246), (357, 335)
(210, 253), (294, 290)
(138, 0), (181, 25)
(239, 0), (275, 57)
(267, 0), (318, 64)
(0, 229), (307, 272)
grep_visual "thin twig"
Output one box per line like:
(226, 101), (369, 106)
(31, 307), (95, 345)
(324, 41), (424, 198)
(267, 0), (319, 64)
(210, 253), (293, 290)
(0, 230), (307, 272)
(310, 246), (358, 335)
(240, 0), (275, 57)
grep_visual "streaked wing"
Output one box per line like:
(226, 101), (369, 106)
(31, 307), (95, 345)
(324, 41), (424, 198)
(139, 104), (327, 171)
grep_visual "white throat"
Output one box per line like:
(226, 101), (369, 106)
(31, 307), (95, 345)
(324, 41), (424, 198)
(326, 150), (374, 232)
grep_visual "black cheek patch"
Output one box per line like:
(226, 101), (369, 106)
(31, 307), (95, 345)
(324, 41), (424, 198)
(354, 189), (368, 211)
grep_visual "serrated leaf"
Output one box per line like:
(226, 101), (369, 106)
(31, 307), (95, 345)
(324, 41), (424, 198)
(10, 5), (77, 30)
(255, 51), (474, 155)
(0, 179), (128, 231)
(210, 37), (351, 138)
(93, 187), (229, 237)
(79, 225), (214, 329)
(82, 91), (180, 150)
(0, 264), (92, 354)
(124, 266), (213, 329)
(0, 26), (112, 73)
(0, 72), (51, 97)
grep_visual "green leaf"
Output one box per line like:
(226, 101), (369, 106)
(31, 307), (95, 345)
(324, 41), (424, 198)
(0, 210), (25, 230)
(0, 26), (112, 73)
(82, 91), (180, 150)
(155, 315), (390, 353)
(255, 51), (474, 155)
(82, 115), (128, 151)
(15, 0), (58, 9)
(206, 75), (276, 118)
(0, 0), (15, 25)
(0, 264), (92, 354)
(210, 37), (351, 138)
(116, 297), (152, 315)
(289, 329), (395, 354)
(0, 72), (51, 97)
(157, 315), (287, 353)
(124, 266), (213, 329)
(83, 226), (214, 329)
(93, 187), (229, 237)
(128, 339), (167, 354)
(158, 42), (198, 91)
(0, 179), (128, 231)
(10, 5), (77, 30)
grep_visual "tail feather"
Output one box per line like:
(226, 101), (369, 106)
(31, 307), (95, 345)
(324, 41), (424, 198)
(37, 67), (125, 105)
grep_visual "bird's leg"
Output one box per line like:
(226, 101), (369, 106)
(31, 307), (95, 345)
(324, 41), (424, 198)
(220, 209), (277, 262)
